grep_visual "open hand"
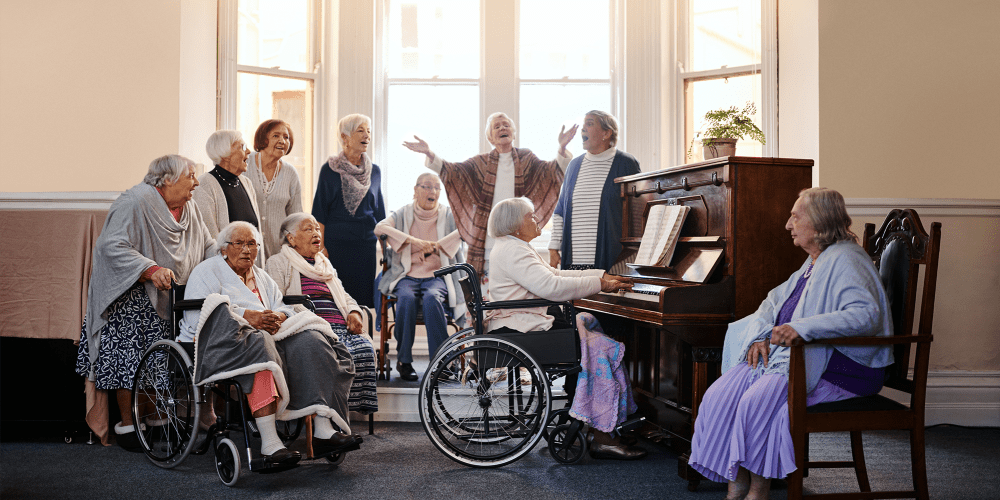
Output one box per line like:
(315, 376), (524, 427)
(402, 135), (433, 158)
(558, 124), (578, 154)
(747, 340), (769, 368)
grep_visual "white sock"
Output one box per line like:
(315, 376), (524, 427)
(313, 416), (336, 439)
(255, 414), (283, 456)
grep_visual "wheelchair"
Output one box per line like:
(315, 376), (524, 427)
(418, 263), (642, 468)
(128, 283), (347, 486)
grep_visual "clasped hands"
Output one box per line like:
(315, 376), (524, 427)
(243, 309), (287, 335)
(408, 237), (439, 260)
(747, 324), (801, 369)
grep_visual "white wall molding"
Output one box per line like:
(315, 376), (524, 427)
(846, 198), (1000, 218)
(0, 192), (121, 210)
(884, 371), (1000, 428)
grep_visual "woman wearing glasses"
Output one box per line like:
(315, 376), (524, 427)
(181, 221), (363, 465)
(373, 173), (466, 381)
(194, 129), (266, 266)
(76, 155), (216, 449)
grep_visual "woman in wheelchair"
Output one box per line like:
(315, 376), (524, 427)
(267, 212), (378, 415)
(181, 221), (362, 465)
(688, 188), (893, 500)
(77, 154), (215, 449)
(486, 197), (647, 460)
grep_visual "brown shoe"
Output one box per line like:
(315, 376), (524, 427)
(312, 432), (362, 458)
(588, 442), (648, 460)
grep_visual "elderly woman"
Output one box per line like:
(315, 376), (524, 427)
(688, 188), (893, 500)
(487, 197), (647, 460)
(247, 119), (303, 259)
(75, 154), (215, 449)
(181, 221), (363, 464)
(194, 129), (264, 265)
(373, 173), (467, 381)
(403, 112), (576, 281)
(312, 114), (386, 307)
(266, 213), (378, 415)
(549, 111), (641, 271)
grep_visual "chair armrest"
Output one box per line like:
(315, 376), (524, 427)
(789, 334), (933, 347)
(282, 294), (316, 312)
(481, 299), (572, 311)
(173, 299), (206, 311)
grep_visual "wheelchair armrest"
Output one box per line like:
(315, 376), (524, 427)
(173, 299), (206, 311)
(789, 334), (933, 347)
(282, 294), (316, 312)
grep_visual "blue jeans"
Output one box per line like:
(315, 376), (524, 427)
(392, 276), (449, 364)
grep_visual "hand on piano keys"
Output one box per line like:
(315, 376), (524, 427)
(597, 282), (664, 302)
(600, 275), (634, 293)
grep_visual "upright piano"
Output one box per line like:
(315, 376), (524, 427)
(573, 156), (813, 488)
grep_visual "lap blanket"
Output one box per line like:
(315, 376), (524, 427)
(568, 312), (637, 434)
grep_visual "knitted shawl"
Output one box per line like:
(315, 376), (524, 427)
(438, 147), (563, 276)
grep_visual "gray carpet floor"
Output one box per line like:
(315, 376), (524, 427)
(1, 424), (996, 499)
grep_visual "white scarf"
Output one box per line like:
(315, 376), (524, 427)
(327, 151), (372, 216)
(280, 244), (337, 288)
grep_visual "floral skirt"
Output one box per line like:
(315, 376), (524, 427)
(76, 283), (168, 390)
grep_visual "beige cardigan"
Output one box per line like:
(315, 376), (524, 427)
(487, 235), (603, 333)
(265, 249), (363, 319)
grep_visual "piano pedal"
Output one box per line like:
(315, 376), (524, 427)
(614, 416), (645, 436)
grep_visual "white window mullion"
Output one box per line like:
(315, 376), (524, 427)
(218, 0), (238, 130)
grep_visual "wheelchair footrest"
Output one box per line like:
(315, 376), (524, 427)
(614, 416), (646, 435)
(250, 458), (300, 474)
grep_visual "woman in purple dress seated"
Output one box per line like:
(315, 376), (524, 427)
(486, 197), (646, 461)
(688, 187), (893, 500)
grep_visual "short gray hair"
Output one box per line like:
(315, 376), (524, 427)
(206, 130), (244, 165)
(338, 113), (372, 149)
(485, 112), (517, 144)
(279, 212), (316, 246)
(143, 155), (195, 188)
(216, 221), (262, 255)
(586, 110), (619, 147)
(798, 187), (857, 250)
(488, 197), (534, 238)
(415, 172), (440, 187)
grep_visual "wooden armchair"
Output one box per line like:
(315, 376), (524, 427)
(786, 209), (941, 499)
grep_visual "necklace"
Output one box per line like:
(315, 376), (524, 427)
(211, 166), (241, 188)
(803, 259), (816, 279)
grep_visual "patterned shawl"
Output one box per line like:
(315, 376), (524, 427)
(327, 151), (372, 216)
(439, 147), (564, 276)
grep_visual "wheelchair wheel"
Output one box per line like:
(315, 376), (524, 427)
(548, 423), (588, 464)
(543, 408), (572, 444)
(326, 452), (346, 466)
(132, 340), (200, 469)
(419, 336), (550, 468)
(215, 437), (242, 487)
(275, 418), (303, 447)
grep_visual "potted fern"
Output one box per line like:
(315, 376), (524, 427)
(689, 102), (766, 160)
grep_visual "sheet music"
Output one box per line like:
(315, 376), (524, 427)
(633, 204), (690, 267)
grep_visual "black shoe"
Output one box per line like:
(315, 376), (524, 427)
(397, 362), (418, 381)
(588, 443), (648, 461)
(263, 447), (301, 466)
(312, 432), (362, 458)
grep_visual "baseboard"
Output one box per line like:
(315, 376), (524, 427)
(845, 197), (1000, 218)
(883, 371), (1000, 427)
(0, 191), (121, 210)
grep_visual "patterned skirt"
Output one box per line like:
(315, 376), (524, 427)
(76, 282), (169, 390)
(331, 324), (379, 415)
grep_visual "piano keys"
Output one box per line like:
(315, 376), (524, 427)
(573, 156), (813, 489)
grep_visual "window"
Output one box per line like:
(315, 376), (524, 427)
(676, 0), (774, 162)
(376, 0), (617, 209)
(220, 0), (320, 210)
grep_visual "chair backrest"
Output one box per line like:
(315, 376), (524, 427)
(862, 209), (941, 393)
(458, 274), (484, 335)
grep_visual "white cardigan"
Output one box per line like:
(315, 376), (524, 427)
(487, 235), (603, 333)
(265, 249), (364, 320)
(193, 171), (265, 266)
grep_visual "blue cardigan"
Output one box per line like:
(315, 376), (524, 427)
(552, 150), (641, 270)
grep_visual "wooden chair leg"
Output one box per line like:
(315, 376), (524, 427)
(305, 416), (314, 459)
(369, 413), (374, 435)
(787, 468), (804, 500)
(850, 431), (872, 492)
(910, 427), (929, 500)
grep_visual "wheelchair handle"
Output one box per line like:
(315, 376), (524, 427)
(434, 262), (477, 282)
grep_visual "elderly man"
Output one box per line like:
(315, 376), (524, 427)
(549, 110), (641, 272)
(403, 112), (576, 281)
(374, 173), (467, 381)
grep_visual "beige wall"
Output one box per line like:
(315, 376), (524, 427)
(817, 0), (1000, 199)
(0, 0), (215, 192)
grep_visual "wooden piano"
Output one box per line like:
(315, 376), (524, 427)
(573, 156), (813, 488)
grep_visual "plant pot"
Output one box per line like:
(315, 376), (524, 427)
(702, 138), (737, 159)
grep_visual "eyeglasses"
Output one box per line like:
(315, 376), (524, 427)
(226, 240), (258, 251)
(417, 184), (442, 192)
